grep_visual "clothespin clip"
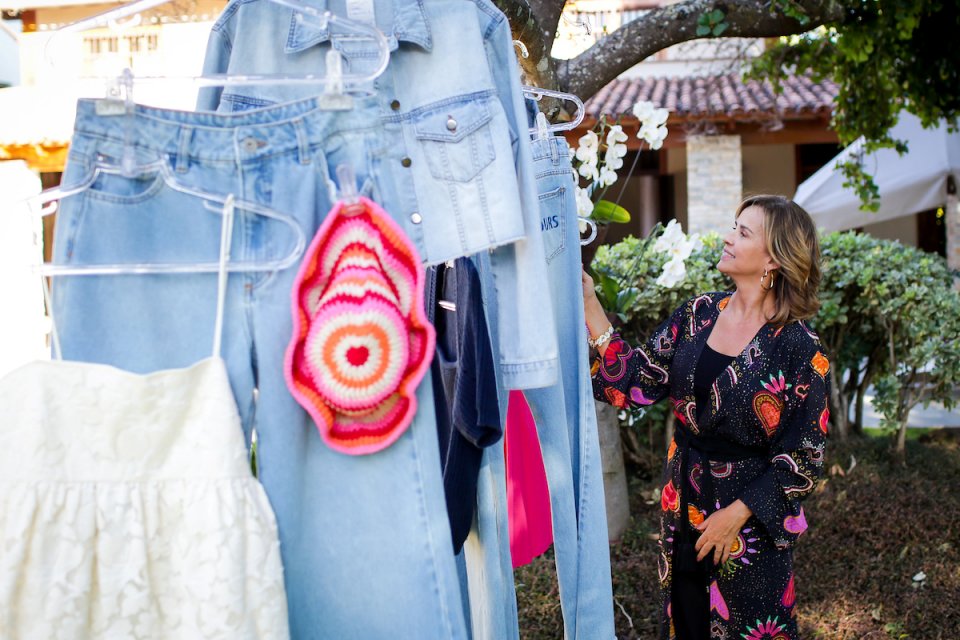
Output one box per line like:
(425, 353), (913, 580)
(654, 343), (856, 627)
(534, 111), (551, 141)
(336, 163), (364, 215)
(96, 68), (137, 176)
(318, 49), (354, 111)
(438, 260), (456, 312)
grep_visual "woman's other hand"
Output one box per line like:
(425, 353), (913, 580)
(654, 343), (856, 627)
(694, 499), (753, 565)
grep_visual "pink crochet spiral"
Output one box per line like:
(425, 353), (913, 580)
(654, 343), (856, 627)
(285, 197), (434, 455)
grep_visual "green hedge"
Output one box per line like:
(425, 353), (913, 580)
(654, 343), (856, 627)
(591, 229), (960, 456)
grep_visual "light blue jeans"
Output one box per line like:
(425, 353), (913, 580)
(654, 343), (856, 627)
(472, 136), (615, 640)
(51, 98), (468, 640)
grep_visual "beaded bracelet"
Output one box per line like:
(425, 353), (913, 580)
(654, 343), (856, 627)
(587, 324), (615, 349)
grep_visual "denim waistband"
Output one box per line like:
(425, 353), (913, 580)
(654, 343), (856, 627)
(71, 95), (383, 165)
(530, 135), (570, 163)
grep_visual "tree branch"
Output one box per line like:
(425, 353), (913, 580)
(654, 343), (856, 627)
(492, 0), (560, 90)
(557, 0), (846, 100)
(527, 0), (566, 47)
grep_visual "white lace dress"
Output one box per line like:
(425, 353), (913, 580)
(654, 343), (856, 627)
(0, 356), (290, 639)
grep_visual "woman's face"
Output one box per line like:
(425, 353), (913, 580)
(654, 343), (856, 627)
(717, 205), (777, 279)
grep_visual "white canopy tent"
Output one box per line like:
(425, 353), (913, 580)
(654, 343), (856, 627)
(794, 111), (960, 232)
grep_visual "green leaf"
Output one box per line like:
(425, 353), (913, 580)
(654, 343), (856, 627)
(598, 272), (619, 308)
(713, 22), (729, 36)
(592, 200), (631, 224)
(696, 24), (711, 37)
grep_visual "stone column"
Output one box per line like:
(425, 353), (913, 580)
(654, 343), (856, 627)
(686, 134), (743, 235)
(595, 400), (630, 542)
(947, 177), (959, 290)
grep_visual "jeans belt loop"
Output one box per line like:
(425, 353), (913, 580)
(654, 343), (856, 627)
(175, 126), (194, 174)
(293, 118), (311, 165)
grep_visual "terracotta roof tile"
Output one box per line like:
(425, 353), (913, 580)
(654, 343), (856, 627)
(585, 73), (837, 122)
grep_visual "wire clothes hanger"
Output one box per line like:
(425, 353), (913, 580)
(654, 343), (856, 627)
(522, 85), (585, 139)
(27, 160), (307, 277)
(46, 0), (391, 93)
(520, 86), (597, 245)
(24, 0), (396, 276)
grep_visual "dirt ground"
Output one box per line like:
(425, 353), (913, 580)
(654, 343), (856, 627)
(515, 431), (960, 639)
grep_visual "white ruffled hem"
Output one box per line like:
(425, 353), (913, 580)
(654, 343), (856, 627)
(0, 478), (290, 640)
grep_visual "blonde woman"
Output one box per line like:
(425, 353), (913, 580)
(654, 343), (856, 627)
(584, 196), (830, 640)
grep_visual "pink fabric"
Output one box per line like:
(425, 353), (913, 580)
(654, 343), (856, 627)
(504, 390), (553, 568)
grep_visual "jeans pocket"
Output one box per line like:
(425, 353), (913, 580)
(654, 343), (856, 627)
(537, 185), (567, 264)
(415, 100), (495, 183)
(81, 165), (166, 204)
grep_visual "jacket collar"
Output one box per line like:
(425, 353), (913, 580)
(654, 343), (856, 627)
(285, 0), (432, 54)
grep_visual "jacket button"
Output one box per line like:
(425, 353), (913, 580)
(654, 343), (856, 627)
(446, 117), (457, 131)
(410, 212), (422, 224)
(401, 157), (412, 167)
(390, 100), (401, 111)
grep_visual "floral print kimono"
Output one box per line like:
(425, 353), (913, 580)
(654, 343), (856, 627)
(592, 292), (830, 640)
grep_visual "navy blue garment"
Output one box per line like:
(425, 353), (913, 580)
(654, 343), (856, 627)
(426, 259), (503, 553)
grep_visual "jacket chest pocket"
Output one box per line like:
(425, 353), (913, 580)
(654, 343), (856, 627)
(414, 101), (496, 183)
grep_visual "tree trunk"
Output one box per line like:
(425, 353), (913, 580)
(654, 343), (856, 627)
(894, 410), (909, 465)
(842, 368), (859, 425)
(664, 411), (675, 448)
(893, 373), (918, 463)
(594, 400), (631, 541)
(828, 361), (849, 440)
(854, 352), (880, 435)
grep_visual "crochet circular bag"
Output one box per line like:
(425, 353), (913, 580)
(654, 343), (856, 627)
(285, 196), (434, 455)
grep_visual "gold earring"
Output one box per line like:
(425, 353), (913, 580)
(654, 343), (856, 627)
(760, 269), (775, 291)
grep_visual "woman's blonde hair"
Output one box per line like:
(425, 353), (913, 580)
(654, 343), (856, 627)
(735, 195), (822, 326)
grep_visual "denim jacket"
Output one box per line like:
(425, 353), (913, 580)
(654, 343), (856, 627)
(198, 0), (558, 389)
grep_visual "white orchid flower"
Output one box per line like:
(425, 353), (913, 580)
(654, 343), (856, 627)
(578, 130), (599, 152)
(578, 218), (589, 233)
(605, 154), (624, 171)
(688, 232), (703, 253)
(656, 256), (687, 288)
(645, 125), (668, 150)
(604, 146), (626, 170)
(578, 160), (599, 181)
(652, 219), (685, 253)
(606, 124), (628, 146)
(650, 107), (669, 127)
(606, 137), (628, 158)
(640, 123), (669, 148)
(598, 166), (618, 187)
(632, 101), (655, 121)
(575, 144), (598, 165)
(669, 236), (700, 261)
(575, 186), (594, 217)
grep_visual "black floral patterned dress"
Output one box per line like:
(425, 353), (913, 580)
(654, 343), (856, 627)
(592, 292), (830, 640)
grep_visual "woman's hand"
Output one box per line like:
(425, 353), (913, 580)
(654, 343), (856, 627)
(582, 269), (599, 304)
(582, 269), (614, 356)
(694, 499), (753, 565)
